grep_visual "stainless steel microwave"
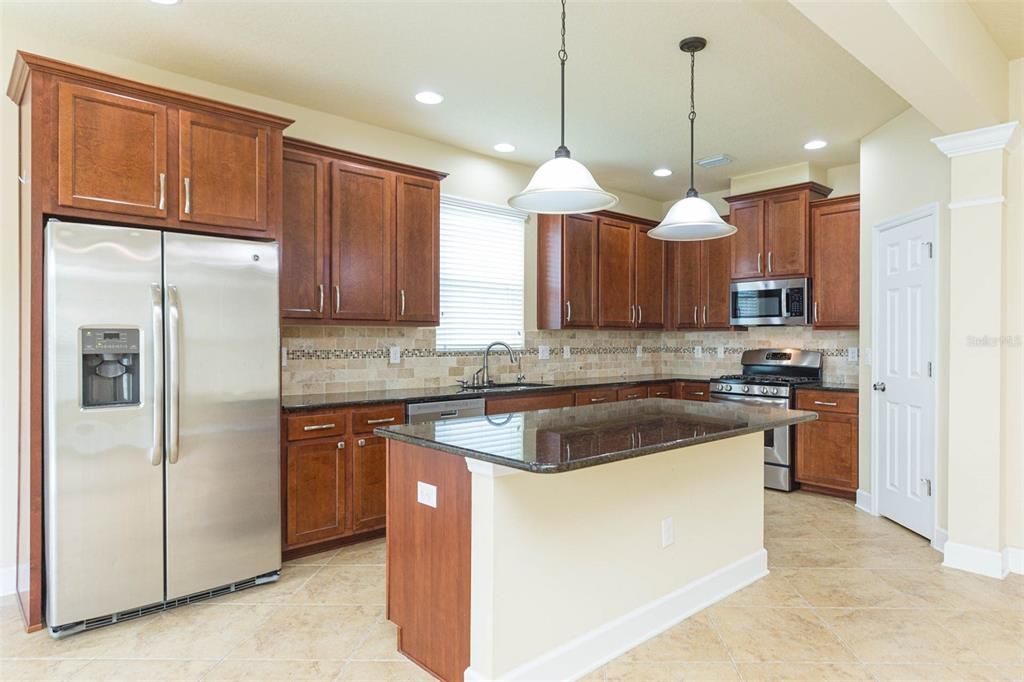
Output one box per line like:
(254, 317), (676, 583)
(730, 277), (811, 326)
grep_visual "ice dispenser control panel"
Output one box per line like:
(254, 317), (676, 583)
(81, 328), (141, 408)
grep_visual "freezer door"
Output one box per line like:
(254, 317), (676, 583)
(44, 221), (165, 627)
(163, 232), (281, 599)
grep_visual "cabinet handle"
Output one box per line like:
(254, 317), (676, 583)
(630, 305), (635, 324)
(589, 397), (607, 403)
(625, 393), (640, 399)
(813, 400), (838, 407)
(693, 305), (698, 325)
(357, 438), (366, 447)
(334, 285), (341, 314)
(337, 441), (345, 450)
(757, 252), (762, 273)
(400, 289), (406, 316)
(692, 391), (705, 396)
(814, 301), (819, 323)
(768, 251), (773, 273)
(317, 284), (324, 314)
(703, 305), (707, 324)
(303, 423), (336, 431)
(366, 417), (396, 425)
(158, 172), (166, 210)
(654, 391), (669, 397)
(637, 305), (643, 326)
(565, 300), (572, 322)
(183, 176), (191, 215)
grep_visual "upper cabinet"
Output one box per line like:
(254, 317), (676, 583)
(280, 138), (446, 326)
(668, 222), (732, 331)
(14, 52), (291, 238)
(538, 211), (664, 330)
(810, 195), (860, 329)
(724, 182), (831, 281)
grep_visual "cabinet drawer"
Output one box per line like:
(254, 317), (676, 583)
(575, 388), (618, 406)
(485, 391), (574, 415)
(673, 381), (710, 402)
(646, 383), (673, 399)
(617, 386), (648, 401)
(795, 390), (857, 415)
(351, 404), (405, 434)
(287, 411), (348, 441)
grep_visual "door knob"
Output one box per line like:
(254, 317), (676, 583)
(872, 382), (886, 392)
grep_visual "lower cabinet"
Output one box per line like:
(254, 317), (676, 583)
(793, 389), (859, 498)
(351, 435), (388, 532)
(673, 381), (710, 401)
(485, 391), (574, 415)
(285, 438), (347, 548)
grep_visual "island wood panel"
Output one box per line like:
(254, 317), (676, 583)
(57, 81), (169, 218)
(485, 391), (574, 415)
(330, 161), (394, 321)
(395, 175), (440, 324)
(387, 441), (471, 682)
(351, 436), (388, 532)
(634, 224), (665, 328)
(702, 235), (733, 329)
(285, 439), (349, 547)
(597, 218), (636, 328)
(764, 190), (809, 277)
(728, 199), (764, 280)
(281, 148), (327, 319)
(670, 241), (701, 329)
(811, 195), (860, 328)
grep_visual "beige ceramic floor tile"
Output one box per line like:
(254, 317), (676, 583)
(876, 567), (1024, 611)
(283, 548), (340, 567)
(0, 659), (89, 681)
(348, 619), (405, 661)
(764, 516), (829, 540)
(817, 608), (983, 664)
(785, 568), (926, 608)
(600, 660), (739, 681)
(865, 663), (1012, 681)
(1, 618), (146, 661)
(328, 538), (386, 566)
(717, 571), (809, 608)
(765, 539), (848, 569)
(227, 604), (380, 660)
(707, 606), (853, 663)
(617, 614), (730, 662)
(735, 661), (874, 681)
(827, 542), (943, 569)
(203, 658), (346, 681)
(214, 565), (320, 605)
(336, 659), (434, 681)
(287, 565), (385, 606)
(936, 609), (1024, 665)
(995, 665), (1024, 681)
(69, 658), (214, 681)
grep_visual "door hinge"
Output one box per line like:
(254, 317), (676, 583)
(924, 241), (934, 259)
(927, 361), (933, 377)
(920, 478), (932, 497)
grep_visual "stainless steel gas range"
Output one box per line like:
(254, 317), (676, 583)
(709, 349), (823, 491)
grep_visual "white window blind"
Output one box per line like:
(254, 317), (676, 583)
(437, 195), (526, 351)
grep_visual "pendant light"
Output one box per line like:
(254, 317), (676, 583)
(508, 0), (617, 214)
(649, 37), (737, 241)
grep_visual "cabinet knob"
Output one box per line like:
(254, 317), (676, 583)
(357, 438), (366, 447)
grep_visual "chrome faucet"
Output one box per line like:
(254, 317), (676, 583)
(459, 341), (524, 389)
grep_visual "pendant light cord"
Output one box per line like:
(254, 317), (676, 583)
(686, 48), (698, 198)
(556, 0), (570, 158)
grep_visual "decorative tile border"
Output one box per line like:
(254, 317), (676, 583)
(287, 344), (852, 361)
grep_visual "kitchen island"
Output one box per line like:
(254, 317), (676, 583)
(376, 398), (816, 682)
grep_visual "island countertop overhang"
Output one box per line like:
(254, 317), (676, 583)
(375, 397), (817, 474)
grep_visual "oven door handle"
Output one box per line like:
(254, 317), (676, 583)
(709, 393), (790, 407)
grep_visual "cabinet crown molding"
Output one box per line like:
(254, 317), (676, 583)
(724, 181), (833, 204)
(284, 137), (448, 181)
(931, 121), (1019, 158)
(7, 51), (294, 129)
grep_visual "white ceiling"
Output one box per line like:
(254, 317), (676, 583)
(969, 0), (1024, 60)
(6, 1), (910, 200)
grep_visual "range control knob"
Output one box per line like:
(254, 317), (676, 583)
(760, 386), (769, 395)
(725, 385), (732, 392)
(742, 386), (750, 393)
(716, 384), (724, 391)
(771, 388), (779, 395)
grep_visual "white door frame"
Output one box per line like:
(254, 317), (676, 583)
(869, 202), (941, 541)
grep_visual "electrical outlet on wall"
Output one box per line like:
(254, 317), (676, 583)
(389, 346), (401, 364)
(636, 345), (643, 358)
(538, 345), (550, 360)
(563, 345), (571, 359)
(281, 347), (287, 367)
(716, 346), (725, 359)
(694, 346), (703, 358)
(848, 347), (859, 363)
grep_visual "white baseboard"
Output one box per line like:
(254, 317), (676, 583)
(931, 527), (948, 553)
(855, 489), (875, 515)
(0, 565), (15, 597)
(1006, 547), (1024, 575)
(465, 549), (767, 682)
(943, 541), (1009, 579)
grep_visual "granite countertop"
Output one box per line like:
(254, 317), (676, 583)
(375, 398), (817, 474)
(799, 381), (859, 393)
(281, 374), (716, 411)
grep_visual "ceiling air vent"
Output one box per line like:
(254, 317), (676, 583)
(696, 154), (732, 169)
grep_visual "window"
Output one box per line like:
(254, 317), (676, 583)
(436, 195), (526, 350)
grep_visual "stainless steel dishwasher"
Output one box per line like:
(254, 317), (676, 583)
(406, 398), (486, 424)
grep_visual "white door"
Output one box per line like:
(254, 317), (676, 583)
(872, 206), (937, 539)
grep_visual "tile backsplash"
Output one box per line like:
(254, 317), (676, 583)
(281, 326), (859, 395)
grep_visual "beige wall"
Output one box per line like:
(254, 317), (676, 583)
(858, 108), (951, 526)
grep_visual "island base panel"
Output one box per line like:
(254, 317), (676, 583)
(386, 440), (471, 682)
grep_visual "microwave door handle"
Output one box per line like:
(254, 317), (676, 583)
(781, 287), (789, 318)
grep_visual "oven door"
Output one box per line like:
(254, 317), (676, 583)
(708, 392), (791, 465)
(730, 278), (810, 326)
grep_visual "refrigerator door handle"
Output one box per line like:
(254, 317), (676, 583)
(167, 284), (181, 464)
(150, 284), (164, 466)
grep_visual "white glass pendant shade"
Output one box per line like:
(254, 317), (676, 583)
(509, 156), (618, 214)
(648, 195), (737, 241)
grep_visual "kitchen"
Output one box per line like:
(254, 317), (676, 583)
(2, 2), (1023, 681)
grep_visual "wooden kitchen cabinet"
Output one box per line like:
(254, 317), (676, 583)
(647, 383), (673, 399)
(811, 195), (860, 328)
(285, 438), (348, 547)
(634, 225), (666, 328)
(724, 183), (831, 281)
(598, 218), (636, 328)
(617, 386), (648, 401)
(673, 381), (710, 401)
(485, 391), (575, 415)
(537, 214), (598, 328)
(794, 389), (859, 498)
(351, 435), (387, 533)
(575, 388), (619, 406)
(668, 225), (732, 331)
(281, 139), (446, 325)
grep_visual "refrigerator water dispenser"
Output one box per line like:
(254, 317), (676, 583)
(81, 328), (141, 408)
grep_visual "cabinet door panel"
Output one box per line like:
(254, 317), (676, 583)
(811, 198), (860, 328)
(286, 439), (347, 547)
(179, 110), (269, 232)
(331, 161), (394, 321)
(597, 219), (635, 328)
(57, 82), (168, 218)
(702, 235), (733, 329)
(562, 215), (598, 327)
(670, 242), (701, 329)
(634, 225), (665, 328)
(352, 436), (387, 532)
(794, 414), (858, 492)
(281, 149), (327, 319)
(765, 191), (809, 277)
(395, 175), (440, 324)
(728, 200), (764, 279)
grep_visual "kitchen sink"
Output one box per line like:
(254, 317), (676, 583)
(462, 382), (552, 392)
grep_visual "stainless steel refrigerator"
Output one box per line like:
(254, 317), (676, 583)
(44, 220), (281, 636)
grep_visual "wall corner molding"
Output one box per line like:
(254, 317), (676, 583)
(931, 121), (1019, 158)
(855, 489), (876, 516)
(1006, 547), (1024, 576)
(931, 527), (948, 553)
(943, 541), (1009, 579)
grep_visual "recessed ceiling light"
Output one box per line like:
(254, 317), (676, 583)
(652, 168), (673, 177)
(149, 0), (181, 5)
(803, 139), (827, 150)
(493, 143), (516, 153)
(415, 91), (444, 105)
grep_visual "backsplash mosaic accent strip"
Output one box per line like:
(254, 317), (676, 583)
(281, 326), (860, 396)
